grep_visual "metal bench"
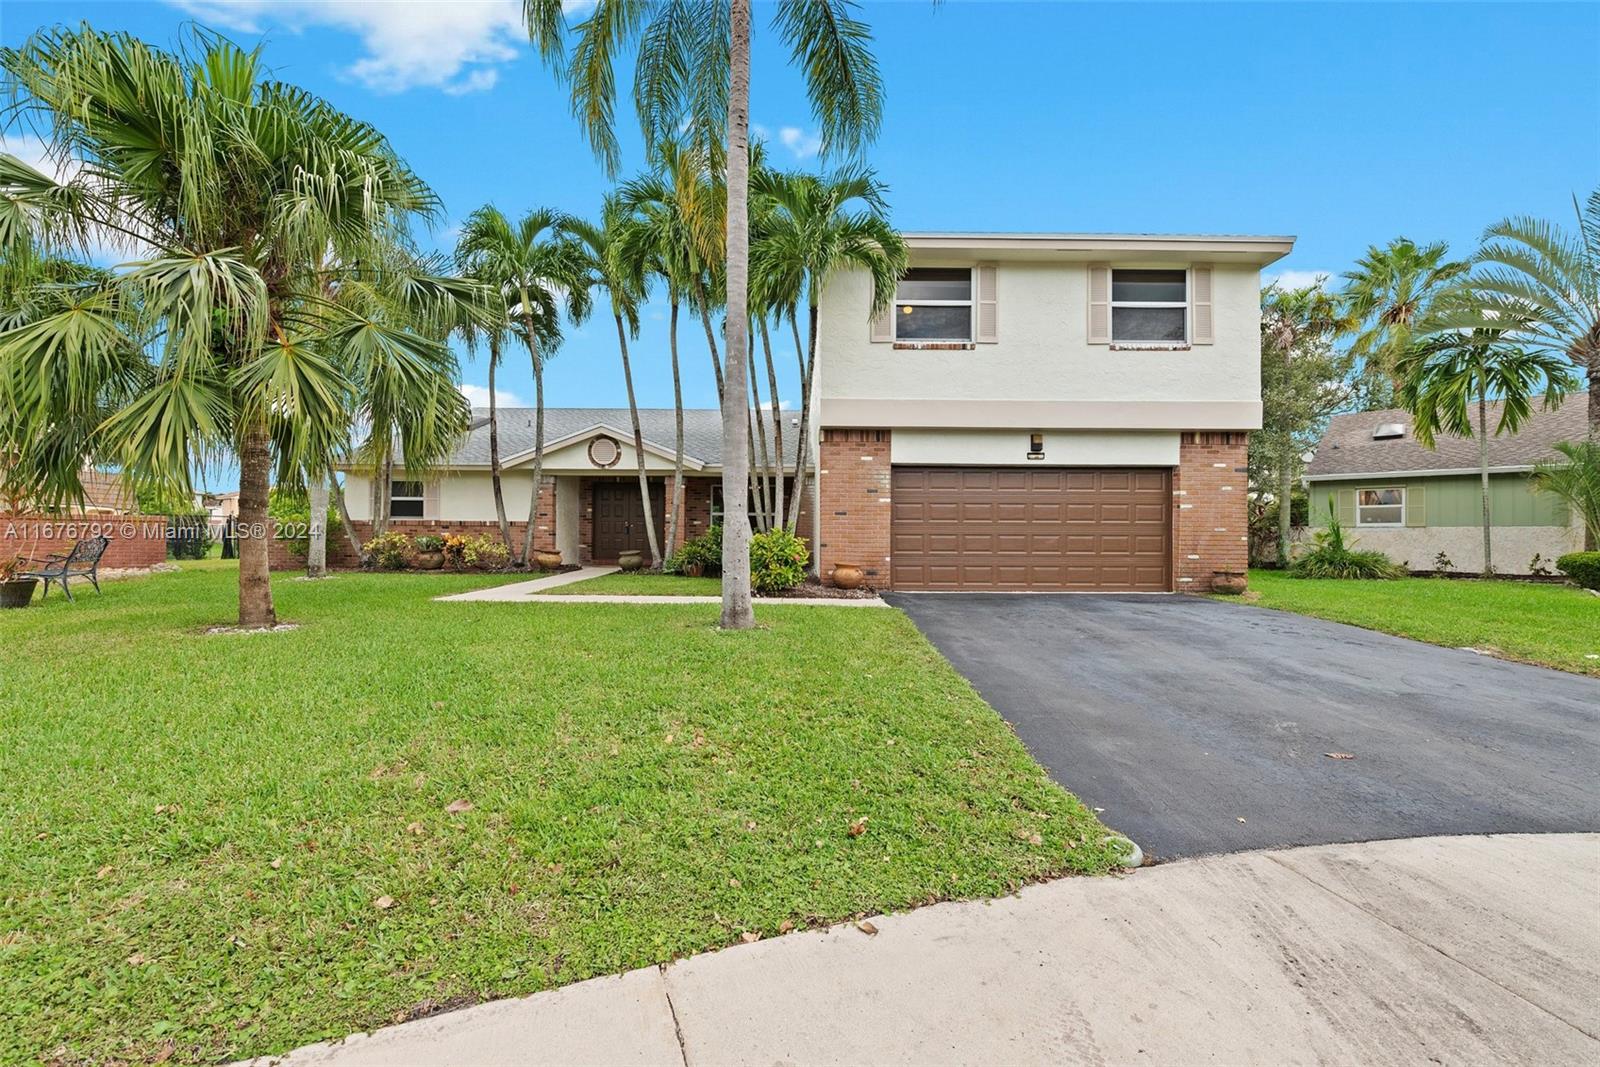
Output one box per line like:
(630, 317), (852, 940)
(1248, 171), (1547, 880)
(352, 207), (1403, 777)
(23, 535), (110, 602)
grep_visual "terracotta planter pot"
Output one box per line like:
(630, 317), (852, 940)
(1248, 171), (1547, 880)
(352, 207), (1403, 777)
(617, 550), (644, 572)
(1211, 570), (1247, 595)
(1, 578), (38, 608)
(534, 550), (563, 571)
(415, 551), (444, 571)
(831, 563), (865, 590)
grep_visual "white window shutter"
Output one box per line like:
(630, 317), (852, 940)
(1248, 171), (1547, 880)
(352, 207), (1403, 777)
(975, 263), (998, 343)
(870, 303), (893, 343)
(1191, 265), (1214, 344)
(423, 479), (440, 519)
(1087, 264), (1110, 344)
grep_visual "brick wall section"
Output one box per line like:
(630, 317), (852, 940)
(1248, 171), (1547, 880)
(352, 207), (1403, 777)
(816, 428), (892, 588)
(1172, 431), (1250, 591)
(1, 514), (167, 569)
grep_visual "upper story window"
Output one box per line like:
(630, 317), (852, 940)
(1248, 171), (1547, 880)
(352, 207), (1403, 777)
(895, 268), (972, 342)
(1111, 269), (1187, 343)
(390, 479), (425, 518)
(1356, 487), (1404, 527)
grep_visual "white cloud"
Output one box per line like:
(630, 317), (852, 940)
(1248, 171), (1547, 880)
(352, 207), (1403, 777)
(168, 1), (528, 95)
(460, 383), (526, 409)
(777, 126), (822, 160)
(1266, 269), (1336, 292)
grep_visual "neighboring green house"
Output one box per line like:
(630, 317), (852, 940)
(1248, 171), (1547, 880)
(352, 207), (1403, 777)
(1305, 402), (1583, 575)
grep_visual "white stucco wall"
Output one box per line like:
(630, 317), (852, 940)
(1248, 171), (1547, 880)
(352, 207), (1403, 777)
(817, 258), (1263, 430)
(1337, 525), (1583, 575)
(344, 470), (538, 523)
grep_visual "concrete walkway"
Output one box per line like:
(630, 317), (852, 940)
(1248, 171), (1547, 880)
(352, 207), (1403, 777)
(246, 833), (1599, 1066)
(437, 568), (889, 607)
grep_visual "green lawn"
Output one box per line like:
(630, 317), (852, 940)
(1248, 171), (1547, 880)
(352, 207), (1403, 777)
(1237, 569), (1600, 676)
(0, 563), (1114, 1064)
(547, 571), (723, 595)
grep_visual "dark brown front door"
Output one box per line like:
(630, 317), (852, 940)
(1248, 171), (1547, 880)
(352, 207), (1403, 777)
(592, 481), (666, 562)
(891, 466), (1171, 591)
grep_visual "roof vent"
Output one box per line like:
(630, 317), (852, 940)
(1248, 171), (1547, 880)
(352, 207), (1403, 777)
(1372, 423), (1406, 440)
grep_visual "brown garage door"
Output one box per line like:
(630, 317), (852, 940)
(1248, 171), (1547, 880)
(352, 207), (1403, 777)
(891, 467), (1171, 591)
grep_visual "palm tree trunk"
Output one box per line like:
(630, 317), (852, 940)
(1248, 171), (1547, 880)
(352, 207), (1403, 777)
(1479, 392), (1492, 577)
(695, 285), (725, 399)
(666, 298), (686, 556)
(487, 334), (513, 553)
(306, 468), (329, 578)
(748, 343), (772, 532)
(720, 0), (754, 630)
(375, 442), (393, 538)
(616, 311), (663, 566)
(785, 311), (811, 536)
(760, 316), (784, 530)
(237, 416), (276, 628)
(521, 326), (545, 568)
(1277, 449), (1292, 568)
(333, 474), (364, 563)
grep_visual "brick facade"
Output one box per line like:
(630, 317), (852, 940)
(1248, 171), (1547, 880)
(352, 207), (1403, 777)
(1, 514), (167, 570)
(815, 428), (892, 587)
(1172, 431), (1250, 591)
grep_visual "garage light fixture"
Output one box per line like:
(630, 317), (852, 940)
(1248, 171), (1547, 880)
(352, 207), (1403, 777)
(1028, 433), (1045, 460)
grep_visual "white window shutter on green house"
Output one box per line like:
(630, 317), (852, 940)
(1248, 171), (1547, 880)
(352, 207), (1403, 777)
(1336, 488), (1356, 526)
(1404, 484), (1425, 527)
(423, 480), (440, 520)
(976, 263), (998, 343)
(1087, 264), (1111, 344)
(1191, 265), (1214, 344)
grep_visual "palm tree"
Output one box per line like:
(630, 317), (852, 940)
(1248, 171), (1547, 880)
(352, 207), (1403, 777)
(524, 0), (885, 629)
(1468, 188), (1600, 440)
(616, 138), (723, 557)
(565, 202), (663, 567)
(455, 205), (589, 566)
(1341, 238), (1469, 401)
(1532, 440), (1600, 548)
(452, 251), (518, 553)
(1400, 301), (1576, 577)
(750, 164), (904, 555)
(0, 26), (471, 627)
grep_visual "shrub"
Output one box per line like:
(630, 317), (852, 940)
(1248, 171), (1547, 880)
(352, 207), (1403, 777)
(1556, 551), (1600, 591)
(267, 488), (341, 558)
(462, 534), (510, 571)
(442, 534), (468, 571)
(665, 524), (722, 576)
(749, 527), (808, 593)
(1289, 504), (1406, 580)
(413, 534), (444, 553)
(363, 531), (413, 571)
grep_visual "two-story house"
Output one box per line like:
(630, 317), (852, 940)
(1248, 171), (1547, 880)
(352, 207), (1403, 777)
(811, 232), (1293, 591)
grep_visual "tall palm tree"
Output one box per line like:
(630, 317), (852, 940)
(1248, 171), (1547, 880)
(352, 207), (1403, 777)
(1341, 238), (1469, 401)
(524, 0), (885, 629)
(455, 205), (589, 566)
(616, 138), (723, 556)
(1532, 440), (1600, 548)
(1468, 188), (1600, 440)
(565, 202), (663, 567)
(1400, 300), (1576, 576)
(0, 26), (471, 627)
(749, 164), (904, 553)
(452, 251), (518, 553)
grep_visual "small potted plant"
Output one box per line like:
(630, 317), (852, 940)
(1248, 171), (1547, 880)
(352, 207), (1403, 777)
(1211, 569), (1247, 595)
(1, 551), (39, 609)
(534, 548), (563, 571)
(413, 535), (445, 570)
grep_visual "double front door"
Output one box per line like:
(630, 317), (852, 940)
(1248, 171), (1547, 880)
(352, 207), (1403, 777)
(592, 481), (667, 562)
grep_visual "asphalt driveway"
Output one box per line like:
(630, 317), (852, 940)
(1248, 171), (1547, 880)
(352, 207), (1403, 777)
(886, 593), (1600, 859)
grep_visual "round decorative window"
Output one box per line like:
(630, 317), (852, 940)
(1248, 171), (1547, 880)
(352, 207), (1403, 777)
(587, 435), (621, 468)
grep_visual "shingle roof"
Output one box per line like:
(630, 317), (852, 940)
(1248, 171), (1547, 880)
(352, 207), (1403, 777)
(1306, 402), (1586, 479)
(448, 407), (804, 469)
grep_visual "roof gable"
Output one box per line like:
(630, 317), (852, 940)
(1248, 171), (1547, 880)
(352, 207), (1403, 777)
(1306, 402), (1584, 480)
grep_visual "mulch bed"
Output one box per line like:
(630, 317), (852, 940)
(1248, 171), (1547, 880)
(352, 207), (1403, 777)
(759, 578), (878, 600)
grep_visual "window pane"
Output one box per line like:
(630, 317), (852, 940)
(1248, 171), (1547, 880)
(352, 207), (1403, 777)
(1112, 269), (1186, 303)
(391, 498), (425, 518)
(1358, 489), (1402, 506)
(1358, 505), (1402, 525)
(1112, 306), (1186, 342)
(896, 268), (971, 302)
(896, 304), (972, 340)
(392, 480), (423, 498)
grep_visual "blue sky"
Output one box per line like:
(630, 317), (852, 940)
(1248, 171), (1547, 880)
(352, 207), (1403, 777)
(3, 1), (1597, 490)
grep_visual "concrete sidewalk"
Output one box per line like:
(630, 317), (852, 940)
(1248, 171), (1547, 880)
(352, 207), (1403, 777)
(248, 833), (1598, 1066)
(435, 566), (616, 600)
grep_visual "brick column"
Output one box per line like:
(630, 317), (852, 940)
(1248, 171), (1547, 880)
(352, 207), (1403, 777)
(1172, 431), (1249, 591)
(817, 428), (892, 587)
